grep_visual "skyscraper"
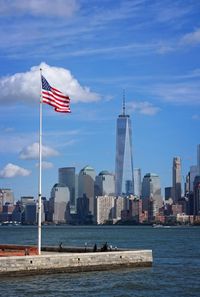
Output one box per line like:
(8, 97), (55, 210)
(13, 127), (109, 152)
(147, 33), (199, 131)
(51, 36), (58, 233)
(141, 173), (163, 220)
(78, 165), (96, 215)
(115, 95), (134, 196)
(189, 165), (198, 192)
(165, 187), (173, 200)
(193, 176), (200, 216)
(50, 183), (70, 223)
(172, 157), (182, 203)
(95, 195), (115, 224)
(58, 167), (78, 208)
(197, 144), (200, 175)
(95, 170), (115, 197)
(0, 189), (14, 206)
(134, 168), (142, 198)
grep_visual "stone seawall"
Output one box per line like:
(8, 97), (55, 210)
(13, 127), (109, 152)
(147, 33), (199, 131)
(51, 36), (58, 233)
(0, 250), (152, 276)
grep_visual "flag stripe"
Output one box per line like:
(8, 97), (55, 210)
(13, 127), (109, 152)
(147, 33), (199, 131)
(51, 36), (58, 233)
(43, 100), (71, 113)
(51, 89), (70, 100)
(42, 93), (70, 110)
(41, 75), (71, 113)
(42, 91), (70, 106)
(42, 98), (70, 110)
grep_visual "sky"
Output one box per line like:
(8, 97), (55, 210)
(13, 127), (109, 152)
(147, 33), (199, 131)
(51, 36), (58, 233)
(0, 0), (200, 201)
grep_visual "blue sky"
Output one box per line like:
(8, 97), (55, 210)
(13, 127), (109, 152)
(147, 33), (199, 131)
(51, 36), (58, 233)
(0, 0), (200, 200)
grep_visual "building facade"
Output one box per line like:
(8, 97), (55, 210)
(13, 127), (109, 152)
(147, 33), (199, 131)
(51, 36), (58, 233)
(78, 166), (96, 215)
(58, 167), (78, 208)
(134, 168), (142, 198)
(172, 157), (182, 203)
(129, 197), (143, 223)
(141, 173), (163, 220)
(197, 144), (200, 175)
(114, 196), (127, 220)
(165, 187), (173, 201)
(50, 183), (70, 223)
(189, 165), (198, 192)
(0, 189), (14, 206)
(95, 171), (115, 197)
(193, 176), (200, 216)
(95, 195), (115, 224)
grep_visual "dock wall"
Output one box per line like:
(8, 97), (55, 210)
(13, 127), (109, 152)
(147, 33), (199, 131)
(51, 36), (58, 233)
(0, 250), (152, 276)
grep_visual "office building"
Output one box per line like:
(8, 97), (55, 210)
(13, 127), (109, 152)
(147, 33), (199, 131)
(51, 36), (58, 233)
(165, 187), (173, 200)
(58, 167), (78, 208)
(76, 195), (92, 224)
(172, 157), (182, 203)
(21, 196), (45, 224)
(95, 171), (115, 197)
(129, 197), (143, 223)
(141, 173), (163, 220)
(12, 201), (23, 223)
(0, 204), (15, 222)
(24, 203), (37, 224)
(189, 165), (198, 192)
(0, 189), (14, 205)
(78, 165), (96, 215)
(197, 144), (200, 175)
(185, 173), (190, 195)
(114, 196), (127, 220)
(172, 204), (183, 216)
(21, 196), (35, 205)
(95, 195), (115, 224)
(50, 183), (70, 223)
(193, 176), (200, 216)
(115, 95), (134, 196)
(134, 168), (142, 198)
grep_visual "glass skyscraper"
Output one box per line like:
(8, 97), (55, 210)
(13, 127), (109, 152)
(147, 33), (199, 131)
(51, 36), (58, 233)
(172, 157), (182, 203)
(141, 173), (163, 219)
(78, 165), (96, 215)
(115, 98), (134, 196)
(134, 168), (142, 198)
(58, 167), (78, 208)
(197, 144), (200, 175)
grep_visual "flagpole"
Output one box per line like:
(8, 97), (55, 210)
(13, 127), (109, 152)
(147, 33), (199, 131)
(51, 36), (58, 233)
(38, 68), (43, 255)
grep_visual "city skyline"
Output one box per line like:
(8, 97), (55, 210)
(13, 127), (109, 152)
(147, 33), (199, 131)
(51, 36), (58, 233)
(0, 0), (200, 200)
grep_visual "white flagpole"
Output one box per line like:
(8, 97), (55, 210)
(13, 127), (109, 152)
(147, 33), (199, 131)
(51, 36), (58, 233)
(38, 68), (43, 255)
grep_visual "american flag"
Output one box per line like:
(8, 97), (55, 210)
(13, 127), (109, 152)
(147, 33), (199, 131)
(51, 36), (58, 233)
(41, 75), (71, 113)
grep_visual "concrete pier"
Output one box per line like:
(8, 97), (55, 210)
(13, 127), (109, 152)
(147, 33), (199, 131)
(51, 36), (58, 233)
(0, 249), (152, 276)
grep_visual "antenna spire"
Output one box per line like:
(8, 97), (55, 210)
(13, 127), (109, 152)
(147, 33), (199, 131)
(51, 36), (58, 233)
(122, 89), (126, 116)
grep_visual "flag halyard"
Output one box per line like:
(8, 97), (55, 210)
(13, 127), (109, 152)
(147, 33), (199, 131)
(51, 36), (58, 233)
(41, 75), (71, 113)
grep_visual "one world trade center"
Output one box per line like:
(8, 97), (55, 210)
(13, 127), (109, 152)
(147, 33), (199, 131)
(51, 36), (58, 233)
(115, 95), (134, 196)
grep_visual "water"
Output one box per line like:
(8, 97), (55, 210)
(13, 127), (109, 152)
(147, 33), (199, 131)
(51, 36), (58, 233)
(0, 225), (200, 297)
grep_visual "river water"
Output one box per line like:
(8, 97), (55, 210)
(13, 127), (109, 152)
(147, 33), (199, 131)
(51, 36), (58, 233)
(0, 225), (200, 297)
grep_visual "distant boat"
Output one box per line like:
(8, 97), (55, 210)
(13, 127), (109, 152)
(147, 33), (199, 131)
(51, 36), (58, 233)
(152, 224), (171, 228)
(152, 224), (164, 228)
(1, 221), (21, 226)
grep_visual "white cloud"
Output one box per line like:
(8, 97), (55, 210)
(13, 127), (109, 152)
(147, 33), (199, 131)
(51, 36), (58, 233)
(0, 133), (36, 154)
(156, 4), (192, 23)
(36, 161), (53, 169)
(127, 101), (161, 116)
(66, 42), (159, 57)
(0, 163), (31, 178)
(19, 142), (59, 160)
(192, 114), (200, 121)
(0, 62), (100, 105)
(4, 127), (15, 133)
(154, 82), (200, 105)
(156, 44), (174, 54)
(180, 28), (200, 46)
(0, 0), (79, 17)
